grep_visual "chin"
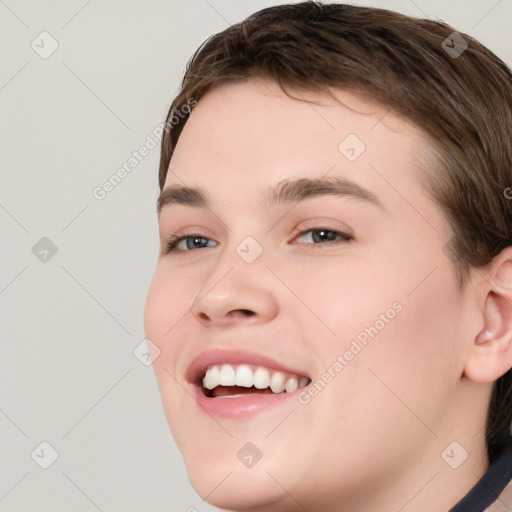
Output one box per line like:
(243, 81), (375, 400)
(174, 430), (309, 512)
(186, 465), (294, 512)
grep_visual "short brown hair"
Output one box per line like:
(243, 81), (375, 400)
(158, 1), (512, 462)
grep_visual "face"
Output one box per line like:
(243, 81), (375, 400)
(144, 78), (478, 511)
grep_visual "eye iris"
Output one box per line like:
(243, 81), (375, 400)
(312, 229), (338, 243)
(187, 237), (209, 250)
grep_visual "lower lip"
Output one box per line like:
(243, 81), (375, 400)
(190, 384), (300, 418)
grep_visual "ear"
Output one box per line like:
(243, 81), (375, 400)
(463, 250), (512, 383)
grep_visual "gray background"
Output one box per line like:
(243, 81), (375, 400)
(1, 1), (511, 511)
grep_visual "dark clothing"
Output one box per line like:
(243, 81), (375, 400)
(449, 438), (512, 511)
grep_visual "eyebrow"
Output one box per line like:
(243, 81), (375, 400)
(157, 176), (385, 216)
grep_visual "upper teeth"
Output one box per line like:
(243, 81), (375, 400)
(202, 364), (309, 394)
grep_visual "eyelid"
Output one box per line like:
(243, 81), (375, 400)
(289, 227), (353, 248)
(161, 216), (354, 253)
(162, 224), (353, 255)
(292, 217), (354, 238)
(161, 232), (215, 254)
(160, 224), (215, 248)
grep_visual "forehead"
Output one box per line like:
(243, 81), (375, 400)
(162, 77), (441, 226)
(176, 76), (423, 141)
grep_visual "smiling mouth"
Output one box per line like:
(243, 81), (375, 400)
(200, 363), (311, 398)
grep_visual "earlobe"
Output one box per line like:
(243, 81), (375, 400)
(463, 253), (512, 383)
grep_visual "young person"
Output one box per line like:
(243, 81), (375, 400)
(144, 2), (512, 510)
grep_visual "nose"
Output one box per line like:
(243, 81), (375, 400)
(190, 258), (279, 328)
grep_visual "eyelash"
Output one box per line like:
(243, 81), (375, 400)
(163, 228), (353, 254)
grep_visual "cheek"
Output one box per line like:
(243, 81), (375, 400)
(297, 243), (462, 428)
(293, 275), (462, 485)
(281, 253), (403, 352)
(143, 265), (196, 401)
(144, 265), (192, 341)
(328, 264), (463, 433)
(144, 268), (195, 442)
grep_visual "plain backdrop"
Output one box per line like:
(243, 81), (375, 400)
(1, 1), (511, 511)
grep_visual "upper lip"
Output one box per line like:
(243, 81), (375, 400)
(186, 348), (311, 386)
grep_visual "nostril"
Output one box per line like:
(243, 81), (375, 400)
(230, 309), (255, 318)
(225, 309), (255, 317)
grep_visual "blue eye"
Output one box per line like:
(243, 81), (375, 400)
(162, 228), (352, 255)
(292, 228), (352, 246)
(164, 234), (217, 253)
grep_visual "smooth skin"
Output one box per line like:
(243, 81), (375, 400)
(144, 77), (512, 512)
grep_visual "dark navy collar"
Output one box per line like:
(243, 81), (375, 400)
(449, 437), (512, 511)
